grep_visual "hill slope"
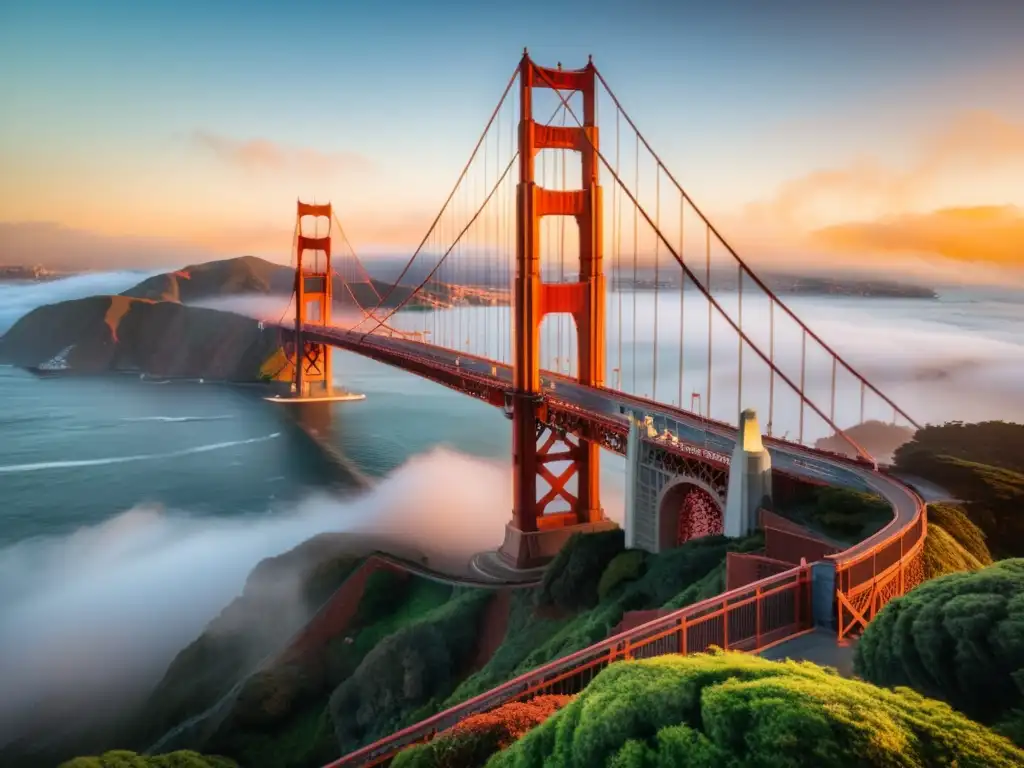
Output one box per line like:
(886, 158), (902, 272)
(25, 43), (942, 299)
(0, 294), (287, 380)
(121, 255), (432, 310)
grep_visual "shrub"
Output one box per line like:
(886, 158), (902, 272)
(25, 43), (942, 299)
(855, 559), (1024, 734)
(487, 651), (1023, 767)
(59, 751), (237, 768)
(356, 568), (410, 626)
(329, 590), (491, 753)
(927, 503), (992, 565)
(392, 696), (571, 768)
(596, 550), (647, 601)
(539, 529), (624, 612)
(922, 523), (984, 579)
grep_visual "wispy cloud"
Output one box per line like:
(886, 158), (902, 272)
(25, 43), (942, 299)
(742, 110), (1024, 230)
(190, 132), (372, 176)
(812, 205), (1024, 267)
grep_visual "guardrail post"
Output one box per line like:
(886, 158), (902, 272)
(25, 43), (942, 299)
(810, 560), (837, 630)
(755, 586), (762, 646)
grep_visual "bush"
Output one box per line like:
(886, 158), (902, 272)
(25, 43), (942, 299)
(392, 696), (571, 768)
(487, 651), (1023, 767)
(597, 550), (647, 601)
(59, 751), (237, 768)
(855, 559), (1024, 735)
(329, 590), (491, 753)
(356, 569), (410, 626)
(927, 502), (992, 565)
(539, 529), (625, 612)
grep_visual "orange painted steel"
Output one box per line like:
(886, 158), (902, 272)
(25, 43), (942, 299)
(294, 201), (333, 395)
(509, 53), (605, 564)
(831, 501), (927, 639)
(325, 566), (812, 767)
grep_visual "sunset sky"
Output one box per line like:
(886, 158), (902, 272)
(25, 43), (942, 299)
(1, 0), (1022, 280)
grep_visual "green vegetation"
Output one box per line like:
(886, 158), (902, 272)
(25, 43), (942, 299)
(328, 589), (493, 754)
(894, 420), (1024, 558)
(60, 751), (237, 768)
(207, 570), (462, 768)
(392, 696), (572, 768)
(895, 420), (1024, 474)
(445, 533), (759, 707)
(855, 559), (1024, 745)
(922, 502), (993, 578)
(487, 651), (1023, 767)
(539, 529), (625, 611)
(597, 550), (646, 602)
(774, 485), (891, 545)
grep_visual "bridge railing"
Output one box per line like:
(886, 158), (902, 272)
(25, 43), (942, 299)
(832, 501), (927, 639)
(325, 565), (811, 767)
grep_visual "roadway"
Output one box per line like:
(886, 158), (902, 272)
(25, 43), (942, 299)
(293, 324), (923, 568)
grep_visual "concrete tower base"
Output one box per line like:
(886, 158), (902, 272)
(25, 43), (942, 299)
(497, 519), (620, 570)
(724, 408), (773, 538)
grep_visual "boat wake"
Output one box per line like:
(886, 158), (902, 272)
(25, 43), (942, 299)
(120, 415), (235, 424)
(0, 433), (280, 474)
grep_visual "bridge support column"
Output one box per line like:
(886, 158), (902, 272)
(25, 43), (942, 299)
(498, 53), (615, 570)
(724, 408), (772, 538)
(291, 200), (334, 399)
(623, 413), (643, 549)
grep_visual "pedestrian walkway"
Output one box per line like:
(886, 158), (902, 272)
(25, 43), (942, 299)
(758, 627), (858, 677)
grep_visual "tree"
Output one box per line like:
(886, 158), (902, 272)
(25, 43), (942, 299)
(487, 650), (1022, 767)
(855, 559), (1024, 740)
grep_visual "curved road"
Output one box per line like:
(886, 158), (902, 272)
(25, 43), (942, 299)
(294, 324), (923, 567)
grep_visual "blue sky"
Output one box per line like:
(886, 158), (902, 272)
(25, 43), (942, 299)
(1, 0), (1022, 271)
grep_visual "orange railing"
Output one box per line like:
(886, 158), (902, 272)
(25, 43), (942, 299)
(831, 495), (927, 638)
(326, 566), (811, 767)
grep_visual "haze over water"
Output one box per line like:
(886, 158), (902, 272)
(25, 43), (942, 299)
(1, 271), (1023, 747)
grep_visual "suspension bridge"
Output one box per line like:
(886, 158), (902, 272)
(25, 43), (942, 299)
(258, 52), (926, 765)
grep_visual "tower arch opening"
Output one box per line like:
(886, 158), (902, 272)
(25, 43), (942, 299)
(657, 479), (723, 551)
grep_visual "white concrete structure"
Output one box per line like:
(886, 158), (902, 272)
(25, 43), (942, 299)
(623, 407), (772, 553)
(723, 408), (773, 538)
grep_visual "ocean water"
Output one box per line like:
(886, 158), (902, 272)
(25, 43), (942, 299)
(0, 273), (1023, 747)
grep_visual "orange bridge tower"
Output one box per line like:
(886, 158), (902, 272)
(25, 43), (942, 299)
(293, 200), (333, 397)
(499, 53), (616, 569)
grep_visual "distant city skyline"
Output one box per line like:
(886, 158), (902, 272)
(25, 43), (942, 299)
(1, 1), (1022, 283)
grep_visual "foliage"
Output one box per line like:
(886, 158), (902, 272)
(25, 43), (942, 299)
(894, 420), (1024, 474)
(893, 420), (1024, 558)
(59, 751), (237, 768)
(443, 590), (574, 706)
(854, 559), (1024, 736)
(923, 524), (986, 579)
(539, 529), (625, 612)
(486, 651), (1024, 767)
(328, 590), (492, 754)
(596, 550), (647, 601)
(392, 696), (571, 768)
(927, 503), (993, 566)
(208, 576), (456, 768)
(776, 485), (891, 544)
(450, 535), (759, 709)
(922, 502), (993, 580)
(355, 568), (411, 626)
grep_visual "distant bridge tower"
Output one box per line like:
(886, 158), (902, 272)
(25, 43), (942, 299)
(500, 53), (615, 568)
(293, 200), (333, 397)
